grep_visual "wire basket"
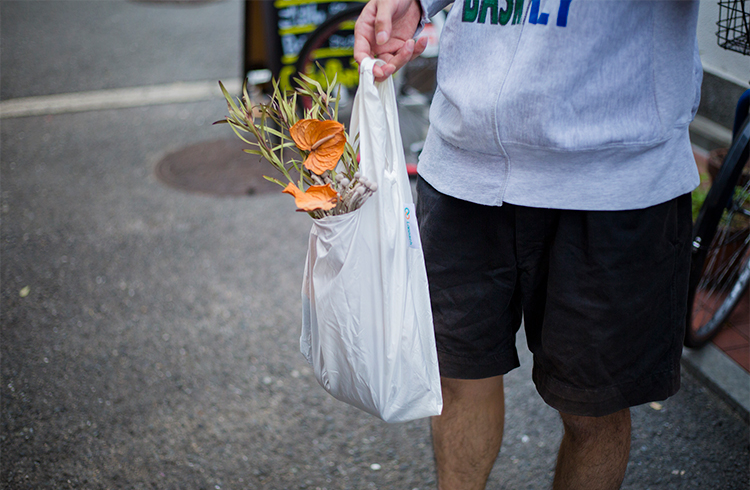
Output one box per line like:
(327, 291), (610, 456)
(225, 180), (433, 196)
(717, 0), (750, 55)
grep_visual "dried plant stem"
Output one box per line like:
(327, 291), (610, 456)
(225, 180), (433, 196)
(215, 71), (376, 218)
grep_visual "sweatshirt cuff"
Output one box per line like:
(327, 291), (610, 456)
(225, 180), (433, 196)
(415, 0), (452, 37)
(414, 0), (429, 38)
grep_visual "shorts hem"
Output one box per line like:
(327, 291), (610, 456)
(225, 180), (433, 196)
(437, 349), (521, 379)
(533, 365), (682, 417)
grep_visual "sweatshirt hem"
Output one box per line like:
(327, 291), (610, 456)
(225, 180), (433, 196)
(417, 127), (699, 211)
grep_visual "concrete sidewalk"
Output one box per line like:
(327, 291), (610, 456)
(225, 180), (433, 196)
(682, 343), (750, 421)
(1, 1), (748, 488)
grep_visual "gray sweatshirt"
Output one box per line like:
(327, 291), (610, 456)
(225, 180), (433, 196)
(417, 0), (702, 210)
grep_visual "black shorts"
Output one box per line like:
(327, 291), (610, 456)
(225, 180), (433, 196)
(416, 177), (692, 417)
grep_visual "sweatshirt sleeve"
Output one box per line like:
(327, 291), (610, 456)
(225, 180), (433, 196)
(415, 0), (453, 35)
(690, 37), (703, 120)
(421, 0), (454, 18)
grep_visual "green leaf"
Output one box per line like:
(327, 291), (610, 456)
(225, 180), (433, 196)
(329, 72), (338, 93)
(293, 75), (313, 95)
(272, 141), (297, 152)
(333, 84), (341, 121)
(298, 72), (324, 94)
(263, 175), (288, 188)
(264, 125), (286, 140)
(228, 124), (256, 145)
(242, 79), (252, 110)
(227, 119), (251, 132)
(218, 80), (242, 115)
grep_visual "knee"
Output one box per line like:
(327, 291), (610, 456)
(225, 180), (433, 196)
(441, 375), (504, 401)
(559, 408), (631, 443)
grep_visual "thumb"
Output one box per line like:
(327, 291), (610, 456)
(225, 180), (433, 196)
(374, 0), (396, 45)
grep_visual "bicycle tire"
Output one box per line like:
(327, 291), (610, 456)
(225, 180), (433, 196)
(294, 3), (365, 115)
(294, 3), (435, 169)
(686, 114), (750, 347)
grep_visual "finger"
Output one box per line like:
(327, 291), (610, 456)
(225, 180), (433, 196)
(353, 2), (377, 64)
(371, 40), (414, 82)
(372, 63), (387, 81)
(353, 30), (374, 65)
(374, 0), (396, 45)
(410, 36), (429, 61)
(385, 38), (415, 74)
(365, 52), (392, 82)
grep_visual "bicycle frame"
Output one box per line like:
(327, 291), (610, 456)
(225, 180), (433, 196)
(691, 90), (750, 266)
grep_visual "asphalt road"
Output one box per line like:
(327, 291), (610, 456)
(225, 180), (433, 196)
(1, 1), (748, 488)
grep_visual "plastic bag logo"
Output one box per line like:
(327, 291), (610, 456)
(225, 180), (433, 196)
(404, 204), (420, 250)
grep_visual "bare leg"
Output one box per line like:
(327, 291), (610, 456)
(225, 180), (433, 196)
(431, 375), (505, 490)
(553, 408), (631, 490)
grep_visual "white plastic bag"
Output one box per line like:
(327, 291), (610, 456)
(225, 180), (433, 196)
(300, 58), (443, 423)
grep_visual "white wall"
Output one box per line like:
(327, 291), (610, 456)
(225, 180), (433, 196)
(697, 0), (750, 87)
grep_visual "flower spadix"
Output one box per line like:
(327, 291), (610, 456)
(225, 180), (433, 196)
(283, 182), (339, 212)
(290, 119), (346, 175)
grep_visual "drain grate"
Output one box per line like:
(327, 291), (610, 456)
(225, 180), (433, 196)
(154, 138), (283, 197)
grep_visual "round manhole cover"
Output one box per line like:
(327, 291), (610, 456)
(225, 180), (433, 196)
(154, 138), (282, 197)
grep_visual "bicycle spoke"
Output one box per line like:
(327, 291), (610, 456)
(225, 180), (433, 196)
(690, 175), (750, 342)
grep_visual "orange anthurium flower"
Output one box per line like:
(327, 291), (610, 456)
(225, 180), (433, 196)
(282, 182), (339, 212)
(290, 119), (346, 175)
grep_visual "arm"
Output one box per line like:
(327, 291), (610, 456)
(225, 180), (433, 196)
(353, 0), (428, 82)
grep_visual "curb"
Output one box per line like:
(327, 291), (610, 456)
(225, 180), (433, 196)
(681, 344), (750, 423)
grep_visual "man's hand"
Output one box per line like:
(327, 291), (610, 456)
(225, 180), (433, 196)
(353, 0), (428, 82)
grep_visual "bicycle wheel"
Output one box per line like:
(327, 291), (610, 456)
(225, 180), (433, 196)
(686, 114), (750, 347)
(294, 3), (436, 170)
(294, 4), (365, 123)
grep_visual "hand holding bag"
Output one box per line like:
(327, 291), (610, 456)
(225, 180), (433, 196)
(299, 57), (443, 423)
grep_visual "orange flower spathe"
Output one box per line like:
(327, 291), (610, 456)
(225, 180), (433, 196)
(290, 119), (346, 175)
(282, 182), (339, 212)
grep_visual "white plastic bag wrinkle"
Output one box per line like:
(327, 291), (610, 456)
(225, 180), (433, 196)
(300, 57), (442, 423)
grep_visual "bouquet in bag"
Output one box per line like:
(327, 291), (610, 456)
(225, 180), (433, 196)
(216, 61), (442, 423)
(215, 74), (376, 218)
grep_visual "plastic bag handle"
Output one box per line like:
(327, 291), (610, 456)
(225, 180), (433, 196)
(352, 58), (411, 196)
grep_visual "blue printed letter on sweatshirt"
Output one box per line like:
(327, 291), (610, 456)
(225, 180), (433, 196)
(528, 0), (549, 24)
(529, 0), (572, 26)
(557, 0), (572, 26)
